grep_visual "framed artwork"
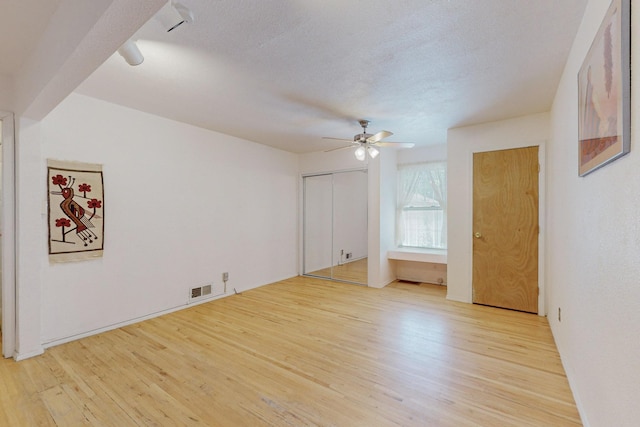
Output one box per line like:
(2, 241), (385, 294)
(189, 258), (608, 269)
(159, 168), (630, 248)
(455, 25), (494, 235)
(577, 0), (631, 176)
(47, 159), (104, 262)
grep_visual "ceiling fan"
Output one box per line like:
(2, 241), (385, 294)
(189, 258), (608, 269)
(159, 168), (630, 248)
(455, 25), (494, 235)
(323, 120), (415, 160)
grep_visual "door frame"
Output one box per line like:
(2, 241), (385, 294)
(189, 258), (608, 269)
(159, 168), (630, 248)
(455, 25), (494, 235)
(0, 111), (16, 357)
(467, 143), (546, 316)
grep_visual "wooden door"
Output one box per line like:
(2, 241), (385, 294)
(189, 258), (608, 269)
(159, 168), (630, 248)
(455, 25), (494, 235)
(472, 146), (539, 313)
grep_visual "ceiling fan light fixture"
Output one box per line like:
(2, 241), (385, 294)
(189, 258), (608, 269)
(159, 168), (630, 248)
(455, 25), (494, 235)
(324, 120), (412, 159)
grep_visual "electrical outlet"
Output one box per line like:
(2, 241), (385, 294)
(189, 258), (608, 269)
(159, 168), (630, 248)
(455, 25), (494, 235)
(222, 272), (229, 281)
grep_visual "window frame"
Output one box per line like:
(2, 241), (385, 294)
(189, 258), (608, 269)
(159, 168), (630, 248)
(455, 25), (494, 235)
(396, 161), (447, 250)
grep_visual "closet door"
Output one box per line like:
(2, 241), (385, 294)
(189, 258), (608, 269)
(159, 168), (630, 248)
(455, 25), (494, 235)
(332, 170), (368, 284)
(303, 174), (333, 278)
(303, 170), (368, 285)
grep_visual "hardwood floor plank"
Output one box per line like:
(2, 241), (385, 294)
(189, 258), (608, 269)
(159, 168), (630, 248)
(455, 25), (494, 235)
(0, 277), (581, 426)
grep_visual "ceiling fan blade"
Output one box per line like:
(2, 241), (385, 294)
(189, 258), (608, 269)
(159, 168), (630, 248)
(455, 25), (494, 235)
(367, 130), (393, 143)
(324, 145), (356, 153)
(322, 137), (353, 142)
(375, 142), (415, 148)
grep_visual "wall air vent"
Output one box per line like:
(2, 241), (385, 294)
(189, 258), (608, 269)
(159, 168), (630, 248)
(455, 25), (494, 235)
(189, 284), (215, 304)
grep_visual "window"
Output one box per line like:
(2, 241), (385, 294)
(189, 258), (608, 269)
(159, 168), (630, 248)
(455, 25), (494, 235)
(397, 162), (447, 249)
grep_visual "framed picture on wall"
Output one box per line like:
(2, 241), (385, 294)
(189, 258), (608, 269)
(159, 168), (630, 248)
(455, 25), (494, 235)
(577, 0), (631, 177)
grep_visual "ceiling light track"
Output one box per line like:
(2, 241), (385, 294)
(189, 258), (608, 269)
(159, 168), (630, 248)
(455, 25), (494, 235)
(155, 1), (195, 32)
(117, 1), (195, 66)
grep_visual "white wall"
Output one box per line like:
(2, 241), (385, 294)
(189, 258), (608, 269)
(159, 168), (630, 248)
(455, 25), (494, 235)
(0, 112), (16, 358)
(299, 149), (367, 176)
(15, 117), (44, 359)
(16, 93), (299, 350)
(546, 0), (640, 424)
(446, 113), (549, 306)
(0, 121), (2, 326)
(368, 148), (398, 288)
(0, 75), (12, 112)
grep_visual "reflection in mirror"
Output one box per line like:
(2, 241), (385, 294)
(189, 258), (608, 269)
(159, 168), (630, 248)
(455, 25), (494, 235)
(303, 170), (368, 285)
(303, 174), (332, 280)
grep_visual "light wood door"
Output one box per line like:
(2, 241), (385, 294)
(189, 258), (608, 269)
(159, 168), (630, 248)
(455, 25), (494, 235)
(473, 146), (539, 313)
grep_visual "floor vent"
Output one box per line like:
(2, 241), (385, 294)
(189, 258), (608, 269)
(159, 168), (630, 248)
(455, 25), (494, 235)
(190, 284), (213, 302)
(398, 279), (421, 285)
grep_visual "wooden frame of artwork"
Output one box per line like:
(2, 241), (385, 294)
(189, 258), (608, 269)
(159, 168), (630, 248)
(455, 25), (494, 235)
(577, 0), (631, 176)
(47, 159), (104, 262)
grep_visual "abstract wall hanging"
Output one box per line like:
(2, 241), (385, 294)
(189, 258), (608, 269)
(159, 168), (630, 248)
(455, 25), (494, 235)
(47, 160), (104, 262)
(577, 0), (631, 176)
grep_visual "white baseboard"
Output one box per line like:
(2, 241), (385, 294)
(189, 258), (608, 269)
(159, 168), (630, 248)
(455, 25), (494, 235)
(14, 346), (45, 361)
(41, 293), (230, 351)
(40, 275), (299, 352)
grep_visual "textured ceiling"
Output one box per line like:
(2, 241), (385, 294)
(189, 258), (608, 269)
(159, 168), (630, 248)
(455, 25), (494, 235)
(6, 1), (587, 154)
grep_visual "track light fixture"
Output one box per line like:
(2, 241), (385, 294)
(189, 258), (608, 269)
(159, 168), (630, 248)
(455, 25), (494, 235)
(117, 40), (144, 66)
(155, 1), (195, 32)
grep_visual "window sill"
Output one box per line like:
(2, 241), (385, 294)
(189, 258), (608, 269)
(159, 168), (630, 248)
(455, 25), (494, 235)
(387, 248), (447, 264)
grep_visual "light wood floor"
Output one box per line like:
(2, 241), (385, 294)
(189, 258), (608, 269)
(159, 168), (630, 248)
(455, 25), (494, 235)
(0, 277), (581, 426)
(307, 257), (368, 284)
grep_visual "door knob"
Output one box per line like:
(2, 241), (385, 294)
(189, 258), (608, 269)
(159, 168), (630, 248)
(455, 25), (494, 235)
(474, 232), (482, 239)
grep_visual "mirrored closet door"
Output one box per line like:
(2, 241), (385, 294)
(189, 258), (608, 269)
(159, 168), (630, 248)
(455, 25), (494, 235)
(303, 170), (368, 285)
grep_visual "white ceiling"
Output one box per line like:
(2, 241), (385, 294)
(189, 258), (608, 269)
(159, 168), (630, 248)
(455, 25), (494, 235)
(3, 0), (587, 154)
(0, 0), (61, 74)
